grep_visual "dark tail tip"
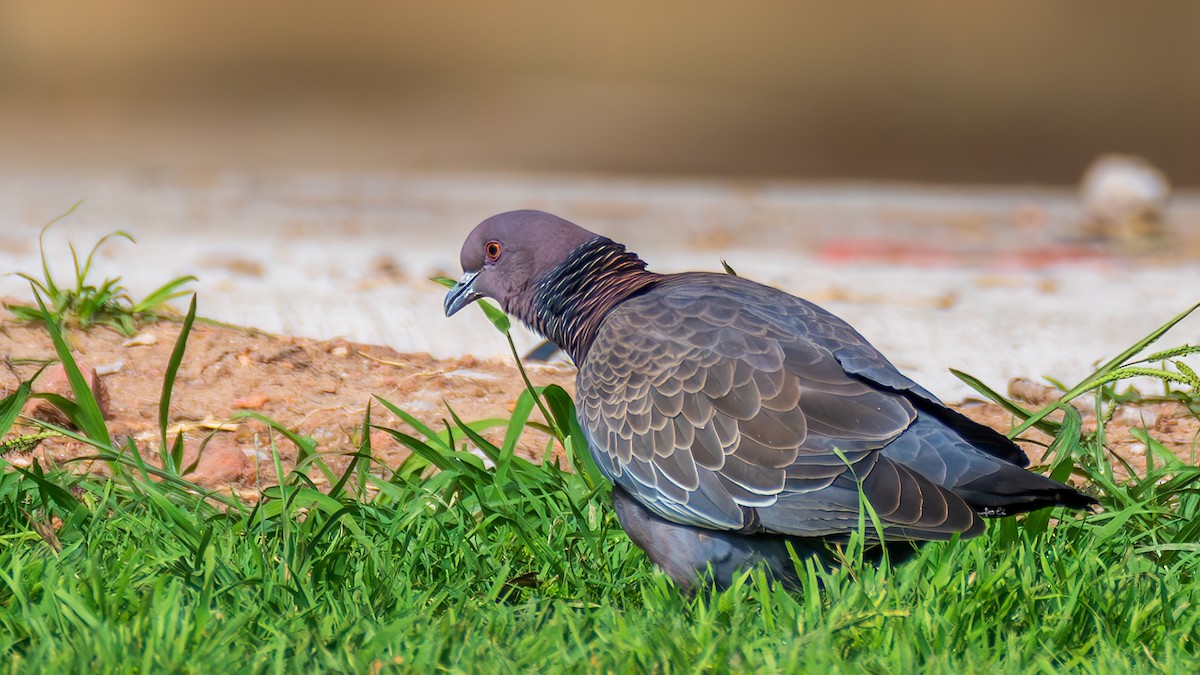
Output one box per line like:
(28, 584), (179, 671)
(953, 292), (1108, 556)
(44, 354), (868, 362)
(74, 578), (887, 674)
(1057, 487), (1100, 512)
(960, 472), (1098, 518)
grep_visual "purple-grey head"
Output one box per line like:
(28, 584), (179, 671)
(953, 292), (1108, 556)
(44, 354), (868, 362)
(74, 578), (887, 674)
(444, 210), (599, 318)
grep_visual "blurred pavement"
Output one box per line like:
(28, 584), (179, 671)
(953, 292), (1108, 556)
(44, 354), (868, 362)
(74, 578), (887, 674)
(2, 169), (1199, 402)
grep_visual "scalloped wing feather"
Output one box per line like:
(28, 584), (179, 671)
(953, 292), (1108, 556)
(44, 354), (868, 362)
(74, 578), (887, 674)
(578, 273), (984, 540)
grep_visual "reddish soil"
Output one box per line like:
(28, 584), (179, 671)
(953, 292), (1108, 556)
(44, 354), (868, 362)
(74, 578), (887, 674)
(2, 311), (1197, 498)
(0, 312), (575, 500)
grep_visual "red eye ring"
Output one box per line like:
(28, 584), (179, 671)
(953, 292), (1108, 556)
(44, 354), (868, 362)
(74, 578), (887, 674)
(485, 240), (502, 262)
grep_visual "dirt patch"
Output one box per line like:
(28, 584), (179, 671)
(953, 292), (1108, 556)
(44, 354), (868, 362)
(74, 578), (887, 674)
(0, 311), (575, 499)
(2, 310), (1197, 495)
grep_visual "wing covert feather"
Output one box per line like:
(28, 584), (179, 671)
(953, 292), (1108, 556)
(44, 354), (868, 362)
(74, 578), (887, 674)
(579, 273), (980, 540)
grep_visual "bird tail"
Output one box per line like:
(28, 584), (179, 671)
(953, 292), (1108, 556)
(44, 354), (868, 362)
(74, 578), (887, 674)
(955, 465), (1097, 517)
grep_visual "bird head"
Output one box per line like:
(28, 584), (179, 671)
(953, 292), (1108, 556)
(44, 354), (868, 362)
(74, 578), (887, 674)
(444, 210), (599, 317)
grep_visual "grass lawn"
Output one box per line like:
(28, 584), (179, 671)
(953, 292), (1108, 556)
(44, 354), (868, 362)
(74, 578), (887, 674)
(3, 387), (1199, 673)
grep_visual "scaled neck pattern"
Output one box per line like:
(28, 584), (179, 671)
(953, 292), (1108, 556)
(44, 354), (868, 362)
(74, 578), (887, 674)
(521, 237), (661, 363)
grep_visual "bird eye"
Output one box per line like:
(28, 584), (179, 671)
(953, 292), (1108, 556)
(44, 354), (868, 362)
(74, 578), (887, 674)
(485, 241), (502, 262)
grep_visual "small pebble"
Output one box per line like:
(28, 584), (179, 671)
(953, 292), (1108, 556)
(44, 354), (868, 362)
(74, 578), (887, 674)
(95, 360), (125, 376)
(232, 394), (271, 410)
(122, 332), (158, 347)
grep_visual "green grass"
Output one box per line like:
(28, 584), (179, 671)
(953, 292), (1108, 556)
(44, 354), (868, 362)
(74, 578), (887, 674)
(5, 202), (196, 336)
(1, 266), (1198, 671)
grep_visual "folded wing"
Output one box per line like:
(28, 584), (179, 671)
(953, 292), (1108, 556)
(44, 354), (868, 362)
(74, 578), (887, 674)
(578, 273), (986, 541)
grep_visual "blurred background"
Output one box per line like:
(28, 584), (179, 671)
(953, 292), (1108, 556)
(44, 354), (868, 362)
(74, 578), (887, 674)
(1, 1), (1197, 182)
(2, 1), (1199, 400)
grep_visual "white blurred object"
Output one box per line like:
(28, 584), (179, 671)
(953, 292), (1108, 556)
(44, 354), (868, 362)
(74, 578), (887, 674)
(1080, 154), (1170, 252)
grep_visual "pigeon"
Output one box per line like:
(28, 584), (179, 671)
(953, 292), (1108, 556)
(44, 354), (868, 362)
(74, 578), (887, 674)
(445, 210), (1096, 591)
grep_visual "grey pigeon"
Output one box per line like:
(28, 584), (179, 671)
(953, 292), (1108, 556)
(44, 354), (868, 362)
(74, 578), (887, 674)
(445, 210), (1096, 591)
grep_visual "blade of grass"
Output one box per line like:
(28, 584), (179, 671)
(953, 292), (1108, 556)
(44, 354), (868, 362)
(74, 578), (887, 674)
(134, 276), (199, 313)
(542, 385), (606, 489)
(234, 411), (329, 484)
(374, 395), (454, 452)
(160, 295), (198, 452)
(7, 459), (85, 516)
(329, 403), (372, 498)
(373, 425), (470, 476)
(35, 200), (85, 300)
(1008, 301), (1200, 438)
(33, 287), (110, 446)
(28, 393), (82, 429)
(0, 377), (36, 437)
(950, 368), (1059, 438)
(1022, 407), (1084, 536)
(444, 405), (504, 466)
(76, 231), (135, 295)
(497, 390), (537, 484)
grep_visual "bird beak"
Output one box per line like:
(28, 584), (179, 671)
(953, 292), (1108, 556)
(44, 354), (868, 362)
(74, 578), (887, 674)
(444, 270), (482, 317)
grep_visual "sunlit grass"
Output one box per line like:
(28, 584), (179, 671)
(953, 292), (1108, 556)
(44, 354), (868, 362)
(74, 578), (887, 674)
(5, 202), (195, 336)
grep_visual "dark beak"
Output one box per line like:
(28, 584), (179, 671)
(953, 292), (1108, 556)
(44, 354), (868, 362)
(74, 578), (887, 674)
(444, 270), (482, 317)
